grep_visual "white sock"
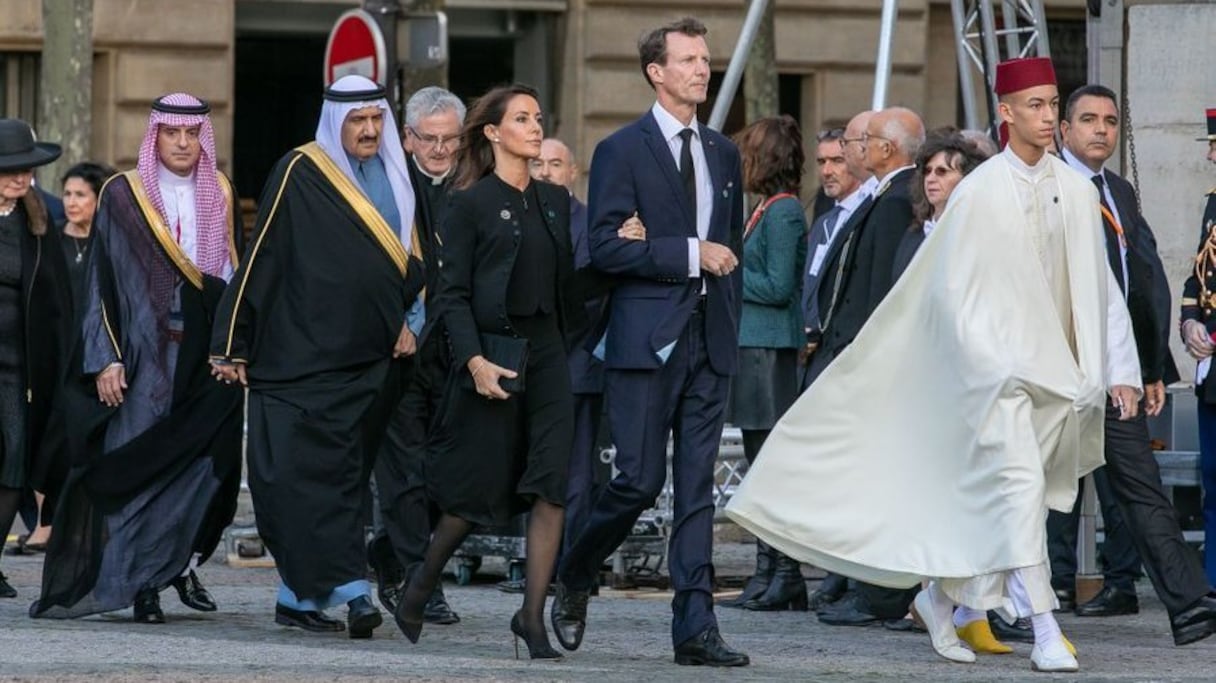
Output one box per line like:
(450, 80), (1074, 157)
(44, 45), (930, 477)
(1030, 611), (1062, 646)
(181, 553), (201, 578)
(925, 581), (955, 623)
(952, 605), (985, 628)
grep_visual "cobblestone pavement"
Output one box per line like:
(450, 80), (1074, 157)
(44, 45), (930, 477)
(1, 540), (1214, 682)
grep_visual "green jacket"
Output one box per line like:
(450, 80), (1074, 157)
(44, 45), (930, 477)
(739, 196), (807, 349)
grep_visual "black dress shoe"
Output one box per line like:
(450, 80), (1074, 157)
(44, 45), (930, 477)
(808, 573), (848, 610)
(346, 596), (383, 639)
(1170, 594), (1216, 646)
(274, 603), (345, 632)
(374, 555), (405, 614)
(673, 626), (750, 667)
(133, 588), (166, 624)
(170, 570), (217, 612)
(817, 592), (879, 627)
(1053, 587), (1076, 612)
(0, 571), (17, 599)
(987, 611), (1034, 644)
(423, 587), (460, 625)
(377, 578), (402, 614)
(1075, 585), (1139, 617)
(550, 580), (590, 651)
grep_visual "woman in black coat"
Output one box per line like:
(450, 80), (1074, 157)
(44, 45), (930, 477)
(0, 118), (71, 597)
(394, 84), (577, 659)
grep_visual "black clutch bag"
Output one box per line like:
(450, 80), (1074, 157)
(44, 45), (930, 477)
(463, 333), (528, 393)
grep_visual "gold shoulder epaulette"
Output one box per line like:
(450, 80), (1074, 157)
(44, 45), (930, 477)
(1207, 186), (1216, 196)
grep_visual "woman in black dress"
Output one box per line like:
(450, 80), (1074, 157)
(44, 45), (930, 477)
(20, 162), (116, 551)
(394, 84), (576, 659)
(0, 118), (71, 597)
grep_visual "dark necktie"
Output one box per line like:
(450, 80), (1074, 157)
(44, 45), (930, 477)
(678, 128), (696, 214)
(1091, 174), (1126, 293)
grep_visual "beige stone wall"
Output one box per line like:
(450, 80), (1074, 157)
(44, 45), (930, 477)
(0, 0), (235, 172)
(559, 0), (1086, 194)
(564, 0), (932, 196)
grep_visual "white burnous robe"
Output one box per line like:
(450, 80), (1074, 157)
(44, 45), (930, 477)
(726, 147), (1141, 613)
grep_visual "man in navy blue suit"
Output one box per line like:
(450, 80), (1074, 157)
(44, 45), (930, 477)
(530, 138), (610, 566)
(550, 17), (749, 667)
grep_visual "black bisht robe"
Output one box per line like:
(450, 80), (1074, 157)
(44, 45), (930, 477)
(32, 171), (245, 619)
(211, 144), (424, 602)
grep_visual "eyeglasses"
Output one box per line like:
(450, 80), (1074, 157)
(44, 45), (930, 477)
(862, 132), (892, 144)
(840, 136), (864, 147)
(923, 165), (961, 178)
(407, 126), (456, 150)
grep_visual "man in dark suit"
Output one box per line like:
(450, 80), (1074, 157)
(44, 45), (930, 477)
(1051, 85), (1216, 645)
(530, 138), (609, 565)
(551, 16), (749, 667)
(808, 106), (925, 627)
(801, 116), (872, 391)
(367, 86), (465, 624)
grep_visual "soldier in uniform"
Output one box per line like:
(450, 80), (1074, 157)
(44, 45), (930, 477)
(1180, 107), (1216, 589)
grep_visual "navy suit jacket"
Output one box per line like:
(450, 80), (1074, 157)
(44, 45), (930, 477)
(567, 195), (605, 393)
(587, 110), (744, 375)
(1104, 170), (1178, 385)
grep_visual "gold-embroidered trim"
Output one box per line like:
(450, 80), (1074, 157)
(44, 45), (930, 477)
(296, 142), (408, 277)
(222, 154), (305, 357)
(101, 301), (122, 361)
(217, 173), (239, 267)
(1182, 297), (1199, 306)
(123, 170), (204, 290)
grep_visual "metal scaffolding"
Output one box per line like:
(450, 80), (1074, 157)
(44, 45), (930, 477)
(949, 0), (1052, 133)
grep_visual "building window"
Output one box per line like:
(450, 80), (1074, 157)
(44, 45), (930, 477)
(1047, 19), (1087, 104)
(0, 53), (41, 125)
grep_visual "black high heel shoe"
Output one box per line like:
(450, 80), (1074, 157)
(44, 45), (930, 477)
(393, 588), (426, 643)
(511, 611), (563, 660)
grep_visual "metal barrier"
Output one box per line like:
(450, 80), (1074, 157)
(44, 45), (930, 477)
(606, 426), (749, 585)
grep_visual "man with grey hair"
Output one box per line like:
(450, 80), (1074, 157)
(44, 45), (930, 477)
(809, 105), (924, 629)
(365, 85), (466, 625)
(961, 128), (999, 158)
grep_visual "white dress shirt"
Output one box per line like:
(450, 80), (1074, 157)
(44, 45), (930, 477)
(650, 102), (713, 278)
(1062, 146), (1127, 298)
(157, 164), (198, 265)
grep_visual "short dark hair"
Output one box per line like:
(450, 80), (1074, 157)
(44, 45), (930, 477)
(1064, 84), (1118, 123)
(61, 161), (117, 197)
(816, 127), (845, 143)
(638, 17), (708, 89)
(732, 115), (805, 196)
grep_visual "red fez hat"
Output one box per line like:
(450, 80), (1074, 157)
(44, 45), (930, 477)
(1198, 108), (1216, 141)
(994, 57), (1057, 96)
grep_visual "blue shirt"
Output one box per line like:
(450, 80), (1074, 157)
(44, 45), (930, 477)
(348, 153), (402, 237)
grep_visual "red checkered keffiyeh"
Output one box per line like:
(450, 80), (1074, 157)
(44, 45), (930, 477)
(136, 92), (229, 279)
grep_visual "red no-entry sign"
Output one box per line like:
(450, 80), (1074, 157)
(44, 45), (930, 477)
(323, 9), (388, 86)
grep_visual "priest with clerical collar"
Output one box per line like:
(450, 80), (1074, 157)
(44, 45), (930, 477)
(33, 93), (245, 626)
(210, 74), (425, 639)
(727, 57), (1141, 674)
(363, 85), (466, 624)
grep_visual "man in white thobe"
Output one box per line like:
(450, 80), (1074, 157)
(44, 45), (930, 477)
(726, 57), (1141, 674)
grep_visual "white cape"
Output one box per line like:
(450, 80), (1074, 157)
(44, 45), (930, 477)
(726, 152), (1140, 590)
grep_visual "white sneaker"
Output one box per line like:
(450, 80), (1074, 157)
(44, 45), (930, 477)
(1030, 637), (1079, 673)
(912, 590), (976, 664)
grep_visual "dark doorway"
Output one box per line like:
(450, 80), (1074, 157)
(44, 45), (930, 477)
(703, 72), (804, 136)
(234, 35), (327, 200)
(447, 37), (515, 103)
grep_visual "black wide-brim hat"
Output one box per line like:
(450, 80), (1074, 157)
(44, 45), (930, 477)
(0, 118), (62, 172)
